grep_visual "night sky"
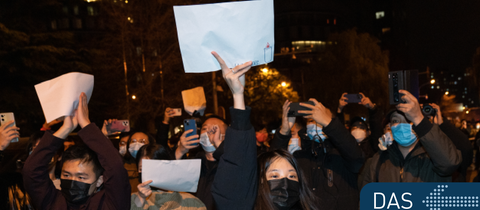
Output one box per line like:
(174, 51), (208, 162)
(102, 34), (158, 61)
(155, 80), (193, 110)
(406, 0), (480, 72)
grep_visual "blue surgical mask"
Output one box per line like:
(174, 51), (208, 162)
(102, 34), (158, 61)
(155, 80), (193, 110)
(288, 138), (301, 154)
(391, 123), (417, 147)
(306, 124), (326, 143)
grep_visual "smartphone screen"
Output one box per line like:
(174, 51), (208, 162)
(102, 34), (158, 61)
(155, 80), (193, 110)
(0, 112), (19, 142)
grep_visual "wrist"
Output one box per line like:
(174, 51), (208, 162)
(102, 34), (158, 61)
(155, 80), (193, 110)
(233, 93), (245, 110)
(279, 127), (290, 135)
(320, 118), (332, 127)
(80, 121), (91, 129)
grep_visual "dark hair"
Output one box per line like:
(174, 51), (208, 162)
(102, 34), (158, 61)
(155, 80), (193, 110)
(62, 145), (105, 178)
(255, 149), (318, 210)
(383, 109), (411, 128)
(124, 131), (156, 163)
(136, 144), (173, 171)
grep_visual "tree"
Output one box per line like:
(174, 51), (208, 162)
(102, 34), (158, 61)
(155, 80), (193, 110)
(302, 29), (390, 118)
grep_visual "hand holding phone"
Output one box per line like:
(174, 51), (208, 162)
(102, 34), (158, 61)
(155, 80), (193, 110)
(288, 101), (315, 117)
(345, 94), (363, 103)
(106, 120), (130, 135)
(0, 113), (20, 144)
(184, 119), (198, 146)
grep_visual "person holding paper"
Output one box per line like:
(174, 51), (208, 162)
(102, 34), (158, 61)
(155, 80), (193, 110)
(23, 92), (131, 210)
(131, 144), (206, 209)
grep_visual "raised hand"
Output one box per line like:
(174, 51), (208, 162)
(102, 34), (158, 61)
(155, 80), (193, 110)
(101, 119), (118, 136)
(54, 113), (78, 139)
(298, 98), (333, 127)
(396, 90), (424, 126)
(176, 129), (199, 159)
(76, 92), (91, 128)
(0, 120), (20, 150)
(358, 92), (375, 109)
(429, 103), (443, 125)
(279, 100), (295, 135)
(338, 92), (348, 113)
(163, 107), (176, 124)
(211, 51), (252, 110)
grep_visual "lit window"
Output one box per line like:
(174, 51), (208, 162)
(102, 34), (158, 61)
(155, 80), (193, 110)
(376, 11), (385, 19)
(444, 78), (446, 81)
(74, 18), (82, 29)
(431, 86), (434, 89)
(451, 74), (454, 77)
(462, 95), (465, 98)
(465, 88), (468, 90)
(454, 81), (457, 85)
(87, 6), (96, 16)
(431, 75), (434, 78)
(458, 77), (462, 80)
(472, 101), (474, 104)
(382, 28), (391, 33)
(437, 86), (440, 89)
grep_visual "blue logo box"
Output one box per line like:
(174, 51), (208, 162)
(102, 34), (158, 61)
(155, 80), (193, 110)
(360, 183), (480, 210)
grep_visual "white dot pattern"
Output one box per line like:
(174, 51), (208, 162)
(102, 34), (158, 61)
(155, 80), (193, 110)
(422, 185), (479, 209)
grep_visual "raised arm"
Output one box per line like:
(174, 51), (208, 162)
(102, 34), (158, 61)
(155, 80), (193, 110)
(23, 114), (77, 209)
(210, 51), (257, 209)
(75, 92), (131, 209)
(270, 100), (295, 150)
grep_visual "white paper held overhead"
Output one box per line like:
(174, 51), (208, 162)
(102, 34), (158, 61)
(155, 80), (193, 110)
(35, 72), (94, 123)
(174, 0), (274, 73)
(182, 86), (206, 116)
(142, 159), (202, 193)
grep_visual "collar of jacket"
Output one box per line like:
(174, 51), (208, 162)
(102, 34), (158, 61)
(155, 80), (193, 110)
(389, 141), (425, 161)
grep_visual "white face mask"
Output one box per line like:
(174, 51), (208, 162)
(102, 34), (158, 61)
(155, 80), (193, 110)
(200, 132), (216, 153)
(351, 129), (367, 143)
(119, 145), (127, 156)
(128, 142), (145, 158)
(306, 124), (327, 142)
(288, 138), (301, 154)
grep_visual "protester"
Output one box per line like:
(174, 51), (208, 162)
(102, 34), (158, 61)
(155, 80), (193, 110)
(287, 118), (306, 155)
(0, 120), (20, 160)
(23, 92), (131, 209)
(206, 51), (317, 210)
(426, 103), (473, 182)
(123, 131), (155, 193)
(337, 92), (383, 159)
(360, 90), (462, 187)
(131, 144), (206, 209)
(256, 127), (270, 155)
(175, 114), (227, 209)
(155, 107), (177, 149)
(270, 98), (364, 210)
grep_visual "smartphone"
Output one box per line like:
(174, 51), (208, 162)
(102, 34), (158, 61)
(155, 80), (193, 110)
(107, 120), (130, 135)
(288, 101), (315, 117)
(172, 108), (182, 116)
(345, 94), (363, 103)
(184, 119), (198, 146)
(0, 112), (19, 142)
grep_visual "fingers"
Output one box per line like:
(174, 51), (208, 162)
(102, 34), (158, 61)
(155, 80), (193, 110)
(232, 61), (253, 76)
(182, 129), (193, 137)
(298, 110), (313, 115)
(211, 51), (229, 75)
(341, 92), (348, 97)
(398, 90), (417, 104)
(308, 98), (320, 106)
(0, 120), (15, 131)
(185, 134), (199, 141)
(141, 180), (153, 186)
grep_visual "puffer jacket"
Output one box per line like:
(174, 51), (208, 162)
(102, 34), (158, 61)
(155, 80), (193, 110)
(360, 117), (462, 187)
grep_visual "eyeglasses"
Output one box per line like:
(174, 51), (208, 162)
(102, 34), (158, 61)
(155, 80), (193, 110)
(131, 139), (147, 144)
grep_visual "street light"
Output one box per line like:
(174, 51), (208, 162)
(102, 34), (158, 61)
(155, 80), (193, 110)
(430, 79), (435, 84)
(132, 95), (136, 100)
(445, 91), (449, 95)
(281, 82), (287, 87)
(261, 68), (269, 74)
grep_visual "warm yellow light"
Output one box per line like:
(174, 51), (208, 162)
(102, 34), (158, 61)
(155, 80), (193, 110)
(445, 91), (449, 95)
(262, 68), (268, 73)
(281, 82), (287, 87)
(466, 110), (470, 114)
(430, 79), (435, 84)
(125, 0), (128, 3)
(463, 106), (466, 110)
(132, 95), (136, 100)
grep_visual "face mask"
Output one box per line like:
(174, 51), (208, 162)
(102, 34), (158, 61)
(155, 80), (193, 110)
(288, 138), (301, 154)
(306, 124), (326, 142)
(351, 129), (367, 143)
(256, 132), (268, 143)
(60, 179), (95, 205)
(119, 145), (127, 156)
(128, 142), (145, 158)
(200, 132), (216, 152)
(268, 178), (300, 210)
(391, 123), (417, 147)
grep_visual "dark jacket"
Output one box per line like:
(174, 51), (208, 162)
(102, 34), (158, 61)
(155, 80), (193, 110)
(360, 118), (462, 187)
(271, 117), (364, 210)
(23, 124), (131, 210)
(211, 107), (257, 210)
(438, 119), (473, 182)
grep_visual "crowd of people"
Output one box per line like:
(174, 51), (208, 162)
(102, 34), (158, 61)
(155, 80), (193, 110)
(0, 51), (479, 210)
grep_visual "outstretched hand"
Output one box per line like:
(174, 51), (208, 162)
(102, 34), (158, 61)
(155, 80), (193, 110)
(279, 100), (295, 135)
(298, 98), (333, 127)
(212, 51), (252, 110)
(396, 90), (424, 126)
(358, 92), (375, 109)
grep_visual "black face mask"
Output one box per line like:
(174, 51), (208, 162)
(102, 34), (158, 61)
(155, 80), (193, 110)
(60, 179), (95, 205)
(268, 178), (300, 210)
